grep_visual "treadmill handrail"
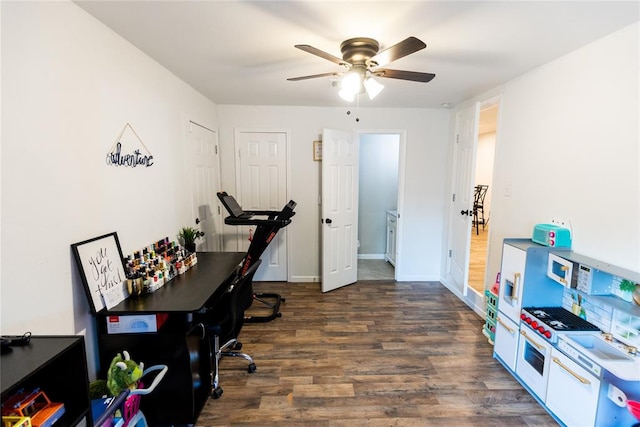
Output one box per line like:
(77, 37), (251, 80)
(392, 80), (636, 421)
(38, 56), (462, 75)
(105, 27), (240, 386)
(217, 191), (296, 221)
(242, 209), (284, 217)
(234, 202), (296, 219)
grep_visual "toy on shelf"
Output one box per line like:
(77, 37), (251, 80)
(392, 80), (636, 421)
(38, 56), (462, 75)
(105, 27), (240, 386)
(491, 271), (500, 295)
(1, 416), (32, 427)
(1, 388), (64, 427)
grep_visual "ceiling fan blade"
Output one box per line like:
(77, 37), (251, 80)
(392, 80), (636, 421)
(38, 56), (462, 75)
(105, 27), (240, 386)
(369, 37), (426, 67)
(287, 72), (342, 81)
(294, 44), (349, 66)
(374, 69), (436, 83)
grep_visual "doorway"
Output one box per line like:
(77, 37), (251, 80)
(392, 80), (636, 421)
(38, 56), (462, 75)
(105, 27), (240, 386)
(356, 133), (400, 281)
(467, 104), (498, 294)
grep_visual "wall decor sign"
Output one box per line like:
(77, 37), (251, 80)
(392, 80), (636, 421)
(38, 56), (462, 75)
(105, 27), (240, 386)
(71, 232), (128, 313)
(106, 122), (154, 168)
(313, 140), (322, 161)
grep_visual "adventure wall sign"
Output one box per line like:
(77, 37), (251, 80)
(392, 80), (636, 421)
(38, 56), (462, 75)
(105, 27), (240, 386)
(107, 122), (154, 168)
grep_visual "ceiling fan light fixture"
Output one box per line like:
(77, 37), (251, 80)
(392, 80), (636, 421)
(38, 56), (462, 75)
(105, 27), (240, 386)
(341, 71), (362, 93)
(338, 88), (356, 102)
(338, 71), (363, 102)
(363, 77), (384, 100)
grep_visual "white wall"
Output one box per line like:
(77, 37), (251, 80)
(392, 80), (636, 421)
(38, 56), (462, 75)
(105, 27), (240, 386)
(1, 2), (217, 375)
(358, 134), (399, 256)
(215, 106), (450, 281)
(464, 22), (640, 292)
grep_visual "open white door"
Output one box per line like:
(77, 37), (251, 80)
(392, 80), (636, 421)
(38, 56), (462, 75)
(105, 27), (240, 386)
(322, 128), (359, 292)
(447, 102), (480, 295)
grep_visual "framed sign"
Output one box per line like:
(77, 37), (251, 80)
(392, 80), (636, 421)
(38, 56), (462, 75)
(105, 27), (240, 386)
(313, 140), (322, 161)
(71, 232), (127, 313)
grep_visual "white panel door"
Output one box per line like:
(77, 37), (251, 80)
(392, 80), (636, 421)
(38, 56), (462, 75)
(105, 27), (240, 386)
(187, 121), (222, 251)
(322, 129), (358, 292)
(447, 102), (480, 294)
(238, 131), (288, 281)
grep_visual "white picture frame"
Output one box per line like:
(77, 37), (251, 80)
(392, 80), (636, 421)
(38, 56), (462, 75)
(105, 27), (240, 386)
(71, 232), (127, 313)
(313, 140), (322, 161)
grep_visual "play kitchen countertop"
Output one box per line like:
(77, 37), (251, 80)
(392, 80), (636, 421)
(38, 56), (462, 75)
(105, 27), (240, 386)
(560, 332), (640, 381)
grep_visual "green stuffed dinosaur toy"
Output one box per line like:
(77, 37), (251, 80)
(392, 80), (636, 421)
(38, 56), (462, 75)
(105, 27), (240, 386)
(89, 350), (144, 399)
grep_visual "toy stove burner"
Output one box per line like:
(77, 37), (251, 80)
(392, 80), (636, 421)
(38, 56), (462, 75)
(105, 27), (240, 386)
(521, 306), (600, 343)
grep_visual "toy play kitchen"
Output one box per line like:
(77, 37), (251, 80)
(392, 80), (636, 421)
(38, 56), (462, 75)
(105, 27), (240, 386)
(493, 237), (640, 427)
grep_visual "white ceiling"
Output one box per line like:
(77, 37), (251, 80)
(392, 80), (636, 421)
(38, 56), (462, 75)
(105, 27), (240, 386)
(74, 1), (639, 109)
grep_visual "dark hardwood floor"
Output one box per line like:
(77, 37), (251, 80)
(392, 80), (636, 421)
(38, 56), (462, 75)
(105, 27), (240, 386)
(196, 280), (557, 426)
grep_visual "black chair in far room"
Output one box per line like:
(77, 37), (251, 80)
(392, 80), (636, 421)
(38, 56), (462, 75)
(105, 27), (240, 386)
(196, 259), (262, 399)
(473, 185), (489, 235)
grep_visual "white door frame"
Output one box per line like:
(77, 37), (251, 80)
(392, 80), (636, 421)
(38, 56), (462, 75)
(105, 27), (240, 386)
(320, 128), (407, 290)
(468, 95), (501, 298)
(357, 129), (407, 280)
(443, 94), (502, 316)
(234, 128), (292, 281)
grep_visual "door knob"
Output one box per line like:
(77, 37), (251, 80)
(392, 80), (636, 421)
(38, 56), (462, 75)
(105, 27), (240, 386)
(195, 218), (200, 224)
(460, 210), (470, 216)
(325, 218), (332, 224)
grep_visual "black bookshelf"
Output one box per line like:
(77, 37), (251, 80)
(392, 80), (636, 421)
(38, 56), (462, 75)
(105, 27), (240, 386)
(1, 336), (90, 426)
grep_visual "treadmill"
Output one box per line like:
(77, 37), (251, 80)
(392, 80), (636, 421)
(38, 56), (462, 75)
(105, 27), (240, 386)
(217, 191), (297, 322)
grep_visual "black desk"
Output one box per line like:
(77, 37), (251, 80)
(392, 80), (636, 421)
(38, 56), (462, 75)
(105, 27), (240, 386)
(96, 252), (244, 426)
(105, 252), (245, 314)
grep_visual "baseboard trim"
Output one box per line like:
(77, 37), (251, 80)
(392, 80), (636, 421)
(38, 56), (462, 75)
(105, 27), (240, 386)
(395, 274), (439, 281)
(357, 254), (385, 260)
(289, 276), (321, 283)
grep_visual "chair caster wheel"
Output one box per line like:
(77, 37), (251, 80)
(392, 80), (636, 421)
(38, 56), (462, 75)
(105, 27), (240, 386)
(276, 313), (282, 318)
(232, 342), (242, 350)
(281, 297), (286, 303)
(212, 387), (223, 399)
(248, 363), (257, 373)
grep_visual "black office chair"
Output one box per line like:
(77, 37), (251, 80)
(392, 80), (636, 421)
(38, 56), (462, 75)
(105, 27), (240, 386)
(473, 185), (489, 235)
(197, 259), (261, 399)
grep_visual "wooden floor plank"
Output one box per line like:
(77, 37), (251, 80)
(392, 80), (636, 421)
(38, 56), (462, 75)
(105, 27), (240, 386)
(196, 280), (557, 426)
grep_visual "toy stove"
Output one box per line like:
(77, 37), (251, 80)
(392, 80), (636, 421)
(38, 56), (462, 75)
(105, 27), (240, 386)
(521, 307), (600, 343)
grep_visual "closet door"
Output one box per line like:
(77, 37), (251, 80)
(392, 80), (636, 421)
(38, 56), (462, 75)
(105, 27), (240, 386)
(187, 121), (222, 252)
(237, 130), (288, 281)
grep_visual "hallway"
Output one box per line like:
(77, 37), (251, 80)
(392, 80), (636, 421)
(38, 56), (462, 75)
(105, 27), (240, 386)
(468, 225), (489, 293)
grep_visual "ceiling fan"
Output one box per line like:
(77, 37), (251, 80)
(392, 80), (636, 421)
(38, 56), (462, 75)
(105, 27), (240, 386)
(287, 36), (436, 101)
